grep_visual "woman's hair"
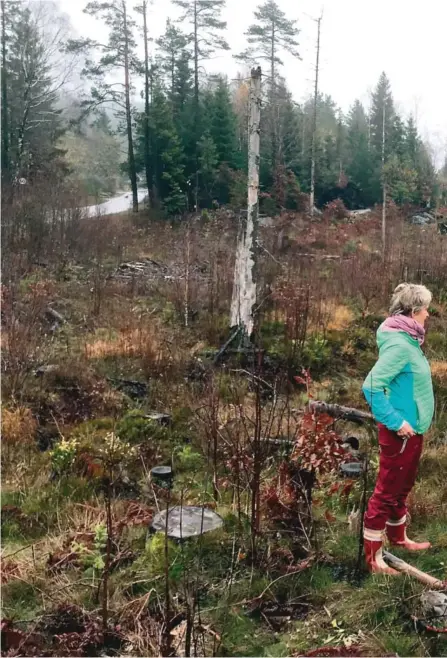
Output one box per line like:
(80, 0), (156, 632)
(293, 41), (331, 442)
(389, 283), (432, 316)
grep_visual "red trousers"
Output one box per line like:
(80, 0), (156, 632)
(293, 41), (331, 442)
(364, 424), (423, 531)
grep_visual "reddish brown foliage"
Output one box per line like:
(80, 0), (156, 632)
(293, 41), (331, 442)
(296, 646), (365, 657)
(291, 412), (344, 476)
(323, 199), (349, 221)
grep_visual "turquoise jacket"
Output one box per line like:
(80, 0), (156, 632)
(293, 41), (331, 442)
(362, 325), (434, 434)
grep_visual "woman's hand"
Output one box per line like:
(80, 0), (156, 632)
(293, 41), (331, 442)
(397, 421), (416, 438)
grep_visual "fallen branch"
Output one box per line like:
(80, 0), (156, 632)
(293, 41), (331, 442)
(213, 326), (243, 365)
(295, 253), (341, 260)
(383, 551), (446, 589)
(309, 400), (373, 423)
(2, 540), (47, 560)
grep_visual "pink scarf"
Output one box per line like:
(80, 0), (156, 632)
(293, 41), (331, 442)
(381, 315), (425, 345)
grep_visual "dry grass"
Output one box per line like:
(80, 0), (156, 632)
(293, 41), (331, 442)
(324, 303), (355, 331)
(430, 360), (447, 381)
(1, 406), (37, 446)
(84, 327), (162, 361)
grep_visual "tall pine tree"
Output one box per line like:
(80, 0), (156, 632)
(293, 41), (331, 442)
(236, 0), (299, 175)
(171, 0), (229, 208)
(67, 1), (139, 211)
(370, 72), (395, 160)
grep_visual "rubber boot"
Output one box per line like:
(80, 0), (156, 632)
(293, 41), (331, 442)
(386, 516), (431, 550)
(364, 528), (400, 575)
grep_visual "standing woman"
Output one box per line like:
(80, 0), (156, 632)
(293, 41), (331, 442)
(362, 283), (434, 575)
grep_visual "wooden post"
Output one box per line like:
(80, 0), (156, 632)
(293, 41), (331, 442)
(230, 66), (261, 336)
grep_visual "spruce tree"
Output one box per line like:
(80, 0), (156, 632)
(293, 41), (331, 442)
(1, 0), (22, 179)
(370, 72), (394, 159)
(209, 76), (240, 169)
(345, 100), (376, 206)
(197, 131), (218, 206)
(405, 115), (419, 167)
(156, 19), (190, 105)
(390, 115), (406, 161)
(139, 84), (186, 214)
(6, 4), (64, 180)
(171, 0), (229, 208)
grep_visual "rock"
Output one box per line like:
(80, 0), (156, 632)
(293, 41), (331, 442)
(349, 208), (372, 217)
(408, 211), (436, 226)
(421, 591), (447, 620)
(151, 505), (223, 539)
(339, 462), (364, 478)
(34, 364), (59, 377)
(144, 412), (171, 426)
(107, 378), (148, 399)
(259, 215), (274, 227)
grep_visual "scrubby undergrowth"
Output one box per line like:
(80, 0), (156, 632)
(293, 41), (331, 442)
(1, 208), (447, 657)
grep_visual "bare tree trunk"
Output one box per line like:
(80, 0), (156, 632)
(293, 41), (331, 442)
(184, 221), (191, 327)
(230, 67), (261, 336)
(270, 23), (276, 175)
(309, 15), (321, 217)
(193, 0), (199, 211)
(381, 104), (386, 259)
(123, 0), (138, 213)
(141, 0), (152, 207)
(102, 476), (113, 632)
(1, 0), (9, 179)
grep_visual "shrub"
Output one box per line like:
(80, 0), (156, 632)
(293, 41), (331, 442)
(324, 199), (349, 220)
(302, 334), (331, 370)
(50, 438), (79, 476)
(116, 410), (164, 445)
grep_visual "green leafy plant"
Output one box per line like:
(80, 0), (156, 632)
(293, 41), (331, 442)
(302, 334), (331, 369)
(71, 523), (107, 573)
(50, 438), (79, 476)
(174, 445), (204, 473)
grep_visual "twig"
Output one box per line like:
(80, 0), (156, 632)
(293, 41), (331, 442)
(2, 540), (47, 560)
(256, 557), (314, 601)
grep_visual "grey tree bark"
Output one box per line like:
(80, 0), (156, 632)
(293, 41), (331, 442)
(230, 66), (261, 336)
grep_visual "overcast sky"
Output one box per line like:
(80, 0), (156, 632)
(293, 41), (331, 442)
(58, 0), (447, 166)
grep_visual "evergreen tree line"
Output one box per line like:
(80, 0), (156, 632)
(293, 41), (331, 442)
(2, 0), (446, 214)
